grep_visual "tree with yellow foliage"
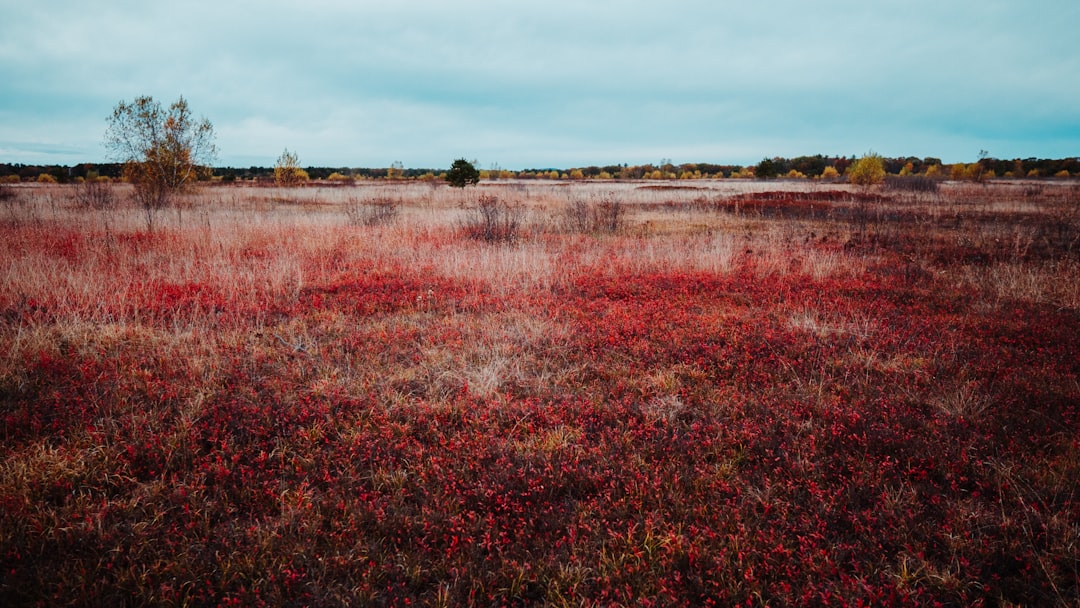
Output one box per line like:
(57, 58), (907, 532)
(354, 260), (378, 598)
(847, 152), (886, 187)
(275, 149), (309, 187)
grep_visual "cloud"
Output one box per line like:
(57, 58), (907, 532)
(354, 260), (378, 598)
(1, 0), (1078, 167)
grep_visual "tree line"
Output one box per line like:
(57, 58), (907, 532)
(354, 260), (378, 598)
(6, 155), (1079, 185)
(3, 95), (1077, 186)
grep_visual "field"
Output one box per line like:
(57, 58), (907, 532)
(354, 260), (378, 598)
(2, 179), (1079, 606)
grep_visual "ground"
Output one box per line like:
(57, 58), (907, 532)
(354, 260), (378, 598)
(1, 179), (1078, 606)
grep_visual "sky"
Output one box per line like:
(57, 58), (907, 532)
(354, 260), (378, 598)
(1, 0), (1078, 170)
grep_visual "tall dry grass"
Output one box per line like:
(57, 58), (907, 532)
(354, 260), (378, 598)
(4, 180), (1077, 322)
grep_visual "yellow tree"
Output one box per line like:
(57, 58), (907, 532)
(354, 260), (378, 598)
(847, 152), (886, 187)
(846, 152), (887, 237)
(275, 149), (309, 187)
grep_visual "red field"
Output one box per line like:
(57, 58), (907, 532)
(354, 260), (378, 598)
(2, 180), (1078, 606)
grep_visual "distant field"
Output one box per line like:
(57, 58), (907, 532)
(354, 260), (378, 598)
(2, 179), (1078, 605)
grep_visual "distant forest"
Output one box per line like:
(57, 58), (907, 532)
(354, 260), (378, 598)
(3, 155), (1079, 183)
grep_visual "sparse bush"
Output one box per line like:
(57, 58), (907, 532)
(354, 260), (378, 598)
(562, 196), (624, 234)
(884, 175), (939, 194)
(36, 173), (57, 183)
(563, 199), (592, 233)
(1, 174), (22, 184)
(1042, 185), (1080, 257)
(594, 197), (624, 232)
(74, 179), (117, 210)
(345, 196), (399, 226)
(462, 194), (520, 242)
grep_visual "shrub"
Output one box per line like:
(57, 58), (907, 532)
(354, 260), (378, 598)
(74, 180), (117, 209)
(947, 163), (992, 183)
(36, 173), (57, 183)
(593, 198), (624, 232)
(462, 194), (520, 242)
(820, 166), (841, 180)
(884, 175), (939, 193)
(562, 196), (624, 234)
(345, 197), (399, 226)
(847, 153), (886, 187)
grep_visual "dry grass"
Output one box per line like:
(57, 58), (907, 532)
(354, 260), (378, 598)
(2, 178), (1079, 606)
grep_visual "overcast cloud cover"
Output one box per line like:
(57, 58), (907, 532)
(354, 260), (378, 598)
(1, 0), (1077, 169)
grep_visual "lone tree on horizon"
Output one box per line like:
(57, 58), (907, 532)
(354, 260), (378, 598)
(446, 158), (480, 188)
(104, 95), (216, 228)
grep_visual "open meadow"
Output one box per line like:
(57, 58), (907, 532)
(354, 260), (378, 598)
(1, 178), (1079, 606)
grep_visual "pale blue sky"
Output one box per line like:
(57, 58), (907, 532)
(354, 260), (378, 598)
(1, 0), (1077, 169)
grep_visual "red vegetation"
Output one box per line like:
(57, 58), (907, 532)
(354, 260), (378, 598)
(1, 182), (1078, 606)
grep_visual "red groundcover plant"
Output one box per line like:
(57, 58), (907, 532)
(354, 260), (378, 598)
(1, 181), (1078, 606)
